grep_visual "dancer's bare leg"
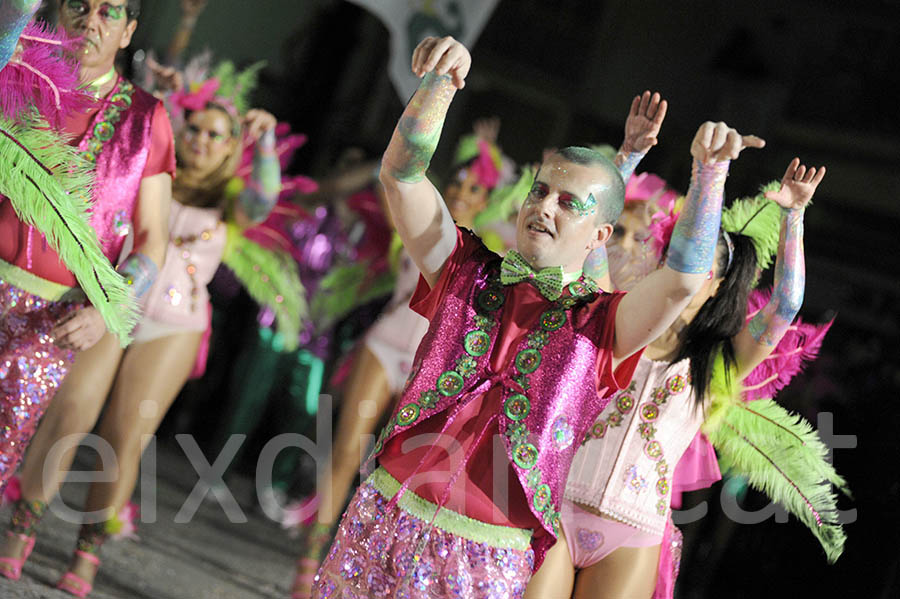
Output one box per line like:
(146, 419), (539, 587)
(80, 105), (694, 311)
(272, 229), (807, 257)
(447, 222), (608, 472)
(293, 346), (391, 598)
(524, 527), (575, 599)
(317, 346), (391, 524)
(66, 331), (201, 584)
(572, 543), (661, 599)
(0, 332), (123, 562)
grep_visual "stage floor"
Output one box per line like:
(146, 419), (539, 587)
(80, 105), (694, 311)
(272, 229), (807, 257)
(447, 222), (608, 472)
(0, 441), (298, 598)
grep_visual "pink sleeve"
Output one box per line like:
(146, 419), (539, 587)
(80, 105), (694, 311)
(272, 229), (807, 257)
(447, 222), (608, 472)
(595, 292), (644, 397)
(141, 102), (176, 178)
(409, 227), (481, 320)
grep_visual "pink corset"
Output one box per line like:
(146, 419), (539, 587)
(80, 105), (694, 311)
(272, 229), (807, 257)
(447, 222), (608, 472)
(139, 202), (225, 330)
(565, 356), (702, 537)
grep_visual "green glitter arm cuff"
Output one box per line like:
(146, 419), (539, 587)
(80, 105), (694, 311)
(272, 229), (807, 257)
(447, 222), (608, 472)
(381, 72), (457, 184)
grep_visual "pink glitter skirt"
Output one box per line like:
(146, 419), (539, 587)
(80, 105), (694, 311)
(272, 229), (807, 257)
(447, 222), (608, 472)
(0, 279), (80, 491)
(312, 467), (535, 599)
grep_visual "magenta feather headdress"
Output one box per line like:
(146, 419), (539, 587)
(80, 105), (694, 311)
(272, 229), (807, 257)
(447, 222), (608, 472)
(625, 172), (678, 205)
(0, 21), (93, 127)
(741, 288), (834, 402)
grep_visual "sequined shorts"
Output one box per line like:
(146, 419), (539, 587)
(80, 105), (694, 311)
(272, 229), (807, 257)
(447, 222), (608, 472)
(0, 278), (80, 491)
(312, 467), (535, 599)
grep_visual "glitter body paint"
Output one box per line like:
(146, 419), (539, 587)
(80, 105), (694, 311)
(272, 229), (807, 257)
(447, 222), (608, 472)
(0, 0), (40, 69)
(614, 150), (647, 185)
(382, 72), (456, 183)
(0, 279), (80, 492)
(748, 207), (805, 345)
(666, 159), (729, 274)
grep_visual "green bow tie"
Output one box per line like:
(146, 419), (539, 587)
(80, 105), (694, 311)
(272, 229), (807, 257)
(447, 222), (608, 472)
(500, 251), (565, 301)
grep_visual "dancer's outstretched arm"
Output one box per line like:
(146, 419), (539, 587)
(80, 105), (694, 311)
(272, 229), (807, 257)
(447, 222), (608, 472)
(233, 109), (280, 226)
(733, 157), (825, 377)
(379, 36), (470, 287)
(612, 121), (765, 365)
(615, 90), (668, 183)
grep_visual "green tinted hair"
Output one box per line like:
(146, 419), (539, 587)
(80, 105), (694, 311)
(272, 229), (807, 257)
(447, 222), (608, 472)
(555, 146), (625, 224)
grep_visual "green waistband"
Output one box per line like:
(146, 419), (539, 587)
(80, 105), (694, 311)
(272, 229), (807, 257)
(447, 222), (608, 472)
(368, 466), (533, 551)
(0, 259), (83, 302)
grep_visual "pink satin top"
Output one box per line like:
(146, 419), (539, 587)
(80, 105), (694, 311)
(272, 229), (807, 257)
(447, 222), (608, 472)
(138, 201), (226, 330)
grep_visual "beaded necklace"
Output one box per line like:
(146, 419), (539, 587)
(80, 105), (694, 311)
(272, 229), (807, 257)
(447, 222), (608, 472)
(170, 223), (221, 312)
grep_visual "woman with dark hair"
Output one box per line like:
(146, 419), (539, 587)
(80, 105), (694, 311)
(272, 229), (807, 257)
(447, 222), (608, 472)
(524, 157), (838, 599)
(0, 61), (292, 596)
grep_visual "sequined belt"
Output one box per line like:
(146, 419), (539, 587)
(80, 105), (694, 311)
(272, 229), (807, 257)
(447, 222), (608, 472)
(368, 466), (533, 551)
(0, 259), (85, 302)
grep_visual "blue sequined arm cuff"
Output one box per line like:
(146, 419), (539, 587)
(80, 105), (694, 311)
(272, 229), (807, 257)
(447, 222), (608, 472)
(666, 159), (729, 274)
(118, 252), (158, 297)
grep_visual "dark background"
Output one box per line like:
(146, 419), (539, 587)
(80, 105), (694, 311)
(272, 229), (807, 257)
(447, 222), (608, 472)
(122, 1), (899, 597)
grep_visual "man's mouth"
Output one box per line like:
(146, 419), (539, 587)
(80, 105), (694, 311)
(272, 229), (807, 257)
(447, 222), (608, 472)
(527, 222), (554, 238)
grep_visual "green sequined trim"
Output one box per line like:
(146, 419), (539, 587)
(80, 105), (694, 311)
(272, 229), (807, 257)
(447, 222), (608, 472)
(539, 309), (566, 331)
(396, 403), (420, 426)
(0, 259), (80, 301)
(464, 330), (491, 356)
(515, 348), (542, 374)
(368, 467), (533, 551)
(81, 78), (135, 164)
(512, 442), (538, 469)
(504, 394), (530, 422)
(437, 370), (464, 396)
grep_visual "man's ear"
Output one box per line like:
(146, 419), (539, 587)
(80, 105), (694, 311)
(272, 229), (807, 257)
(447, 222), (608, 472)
(589, 222), (614, 249)
(119, 19), (138, 49)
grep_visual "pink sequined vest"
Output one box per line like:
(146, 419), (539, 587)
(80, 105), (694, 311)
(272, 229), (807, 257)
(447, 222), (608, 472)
(372, 241), (616, 541)
(80, 77), (159, 264)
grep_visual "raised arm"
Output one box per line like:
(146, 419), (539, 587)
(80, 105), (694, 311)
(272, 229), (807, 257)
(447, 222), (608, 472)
(732, 158), (825, 378)
(614, 90), (668, 183)
(0, 0), (39, 69)
(378, 36), (471, 287)
(612, 122), (765, 365)
(232, 109), (280, 227)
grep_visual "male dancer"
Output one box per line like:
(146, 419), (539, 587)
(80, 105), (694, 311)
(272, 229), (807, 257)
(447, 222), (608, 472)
(1, 0), (171, 541)
(309, 36), (763, 598)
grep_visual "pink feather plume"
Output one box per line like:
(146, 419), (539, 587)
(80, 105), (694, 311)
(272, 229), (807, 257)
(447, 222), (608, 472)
(742, 288), (834, 401)
(0, 21), (94, 126)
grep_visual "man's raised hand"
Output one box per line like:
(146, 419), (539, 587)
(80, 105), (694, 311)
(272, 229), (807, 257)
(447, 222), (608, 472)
(690, 121), (765, 164)
(411, 36), (472, 89)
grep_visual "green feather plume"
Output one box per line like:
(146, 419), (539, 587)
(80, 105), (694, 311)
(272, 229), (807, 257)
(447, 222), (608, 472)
(211, 60), (265, 115)
(473, 166), (535, 231)
(0, 115), (139, 343)
(703, 356), (850, 563)
(588, 144), (618, 163)
(222, 224), (306, 351)
(722, 182), (783, 270)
